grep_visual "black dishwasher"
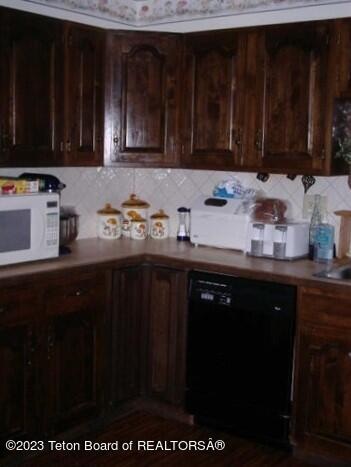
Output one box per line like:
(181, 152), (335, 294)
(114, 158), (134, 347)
(185, 271), (296, 447)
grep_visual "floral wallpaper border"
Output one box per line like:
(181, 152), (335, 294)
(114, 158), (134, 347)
(23, 0), (349, 25)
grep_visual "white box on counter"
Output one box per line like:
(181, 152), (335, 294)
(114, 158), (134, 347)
(245, 221), (310, 259)
(190, 195), (249, 251)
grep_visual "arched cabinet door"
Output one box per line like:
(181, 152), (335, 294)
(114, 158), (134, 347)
(182, 30), (245, 169)
(105, 32), (181, 167)
(252, 22), (333, 174)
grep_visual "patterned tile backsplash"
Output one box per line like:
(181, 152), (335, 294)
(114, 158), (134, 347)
(1, 167), (351, 249)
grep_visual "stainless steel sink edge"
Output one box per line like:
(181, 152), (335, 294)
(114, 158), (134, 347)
(313, 263), (351, 280)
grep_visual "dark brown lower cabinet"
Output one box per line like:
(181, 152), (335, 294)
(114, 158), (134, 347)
(111, 266), (144, 405)
(110, 265), (188, 410)
(146, 266), (187, 406)
(293, 286), (351, 464)
(43, 271), (108, 436)
(0, 269), (110, 452)
(0, 262), (188, 464)
(0, 285), (40, 443)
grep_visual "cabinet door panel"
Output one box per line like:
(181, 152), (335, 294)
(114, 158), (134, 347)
(259, 23), (330, 172)
(294, 287), (351, 462)
(147, 267), (187, 405)
(111, 267), (143, 404)
(124, 47), (164, 151)
(0, 10), (63, 166)
(0, 325), (37, 440)
(336, 19), (351, 97)
(46, 309), (103, 434)
(48, 311), (96, 413)
(44, 272), (106, 435)
(65, 24), (104, 165)
(183, 31), (243, 168)
(297, 326), (351, 444)
(106, 32), (180, 166)
(192, 51), (234, 152)
(0, 286), (40, 441)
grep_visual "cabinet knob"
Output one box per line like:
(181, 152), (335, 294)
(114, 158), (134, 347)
(348, 352), (351, 358)
(27, 330), (36, 366)
(255, 129), (263, 151)
(113, 135), (119, 148)
(47, 328), (54, 360)
(66, 140), (72, 152)
(64, 289), (87, 298)
(233, 129), (242, 147)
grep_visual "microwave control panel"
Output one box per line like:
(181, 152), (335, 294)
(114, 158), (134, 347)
(46, 212), (59, 247)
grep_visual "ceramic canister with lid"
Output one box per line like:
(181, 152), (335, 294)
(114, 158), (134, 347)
(130, 214), (148, 240)
(150, 209), (169, 239)
(121, 194), (150, 237)
(97, 203), (122, 239)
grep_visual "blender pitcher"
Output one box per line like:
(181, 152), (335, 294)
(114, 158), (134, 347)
(177, 207), (190, 241)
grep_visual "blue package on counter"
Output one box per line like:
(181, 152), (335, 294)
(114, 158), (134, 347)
(213, 187), (234, 198)
(213, 178), (246, 199)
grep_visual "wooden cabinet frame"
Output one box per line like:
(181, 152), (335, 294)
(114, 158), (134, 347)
(293, 286), (351, 464)
(0, 6), (350, 174)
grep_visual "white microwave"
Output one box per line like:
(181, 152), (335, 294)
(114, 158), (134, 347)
(0, 193), (60, 266)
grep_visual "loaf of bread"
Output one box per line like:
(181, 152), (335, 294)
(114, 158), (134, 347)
(251, 198), (288, 224)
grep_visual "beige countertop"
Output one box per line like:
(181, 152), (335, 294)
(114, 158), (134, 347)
(0, 237), (350, 289)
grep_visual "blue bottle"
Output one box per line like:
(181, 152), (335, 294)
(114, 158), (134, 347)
(309, 195), (322, 260)
(314, 223), (335, 263)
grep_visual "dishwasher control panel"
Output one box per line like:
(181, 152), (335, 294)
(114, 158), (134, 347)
(189, 277), (233, 307)
(188, 270), (296, 313)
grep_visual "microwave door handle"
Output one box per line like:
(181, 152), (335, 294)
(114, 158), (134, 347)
(31, 208), (45, 250)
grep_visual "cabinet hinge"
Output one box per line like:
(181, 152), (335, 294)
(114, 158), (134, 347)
(321, 147), (326, 160)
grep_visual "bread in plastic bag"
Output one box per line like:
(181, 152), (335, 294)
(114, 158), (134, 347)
(249, 198), (290, 224)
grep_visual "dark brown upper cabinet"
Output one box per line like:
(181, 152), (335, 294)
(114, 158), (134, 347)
(0, 5), (349, 175)
(64, 23), (104, 166)
(335, 19), (351, 98)
(330, 20), (351, 175)
(104, 32), (181, 167)
(0, 8), (63, 167)
(245, 22), (337, 175)
(182, 30), (245, 169)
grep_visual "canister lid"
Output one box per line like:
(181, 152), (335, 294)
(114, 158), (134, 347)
(150, 209), (169, 219)
(97, 203), (121, 215)
(121, 194), (150, 209)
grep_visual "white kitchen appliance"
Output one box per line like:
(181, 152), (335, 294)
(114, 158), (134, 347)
(245, 221), (309, 260)
(0, 192), (60, 266)
(190, 196), (250, 250)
